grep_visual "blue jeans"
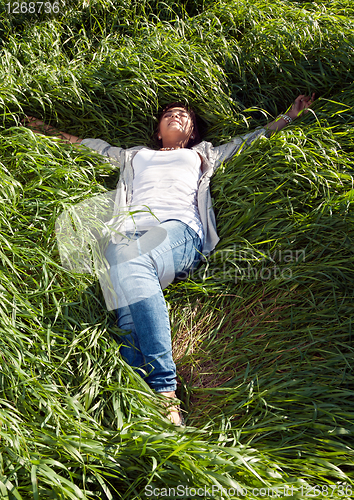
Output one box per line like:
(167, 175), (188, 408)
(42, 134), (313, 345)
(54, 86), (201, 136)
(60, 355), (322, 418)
(104, 219), (203, 392)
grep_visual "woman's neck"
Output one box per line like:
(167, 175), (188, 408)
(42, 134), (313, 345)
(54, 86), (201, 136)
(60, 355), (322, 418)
(160, 138), (189, 150)
(160, 146), (182, 151)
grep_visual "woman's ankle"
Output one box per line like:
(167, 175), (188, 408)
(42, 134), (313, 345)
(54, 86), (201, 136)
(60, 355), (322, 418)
(159, 391), (184, 426)
(160, 390), (176, 398)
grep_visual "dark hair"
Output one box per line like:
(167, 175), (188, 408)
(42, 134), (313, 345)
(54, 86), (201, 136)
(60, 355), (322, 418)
(155, 102), (200, 148)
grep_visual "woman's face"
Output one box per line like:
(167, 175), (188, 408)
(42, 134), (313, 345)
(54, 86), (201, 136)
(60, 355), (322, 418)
(158, 107), (194, 145)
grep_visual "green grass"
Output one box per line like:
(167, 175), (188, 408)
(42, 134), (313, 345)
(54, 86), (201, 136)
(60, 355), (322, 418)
(0, 0), (354, 498)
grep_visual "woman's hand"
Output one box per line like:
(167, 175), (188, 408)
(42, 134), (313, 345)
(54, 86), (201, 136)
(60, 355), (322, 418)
(287, 93), (315, 120)
(266, 93), (315, 132)
(21, 115), (82, 144)
(21, 116), (53, 134)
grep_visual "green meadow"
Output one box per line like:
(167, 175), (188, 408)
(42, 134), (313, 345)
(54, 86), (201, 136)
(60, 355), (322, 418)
(0, 0), (354, 498)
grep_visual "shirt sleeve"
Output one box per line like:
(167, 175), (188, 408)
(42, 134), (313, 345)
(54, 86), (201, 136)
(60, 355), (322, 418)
(202, 127), (269, 173)
(80, 138), (124, 169)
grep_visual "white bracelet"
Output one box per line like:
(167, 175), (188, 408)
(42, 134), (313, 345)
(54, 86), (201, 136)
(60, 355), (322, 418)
(278, 114), (293, 124)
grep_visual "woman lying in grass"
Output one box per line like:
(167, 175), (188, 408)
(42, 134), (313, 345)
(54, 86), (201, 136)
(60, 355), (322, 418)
(24, 93), (314, 425)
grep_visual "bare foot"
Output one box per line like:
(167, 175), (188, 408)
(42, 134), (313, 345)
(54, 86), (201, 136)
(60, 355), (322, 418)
(160, 391), (184, 426)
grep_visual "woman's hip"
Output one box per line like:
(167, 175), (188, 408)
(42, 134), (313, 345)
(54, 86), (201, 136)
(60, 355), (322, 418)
(105, 219), (203, 287)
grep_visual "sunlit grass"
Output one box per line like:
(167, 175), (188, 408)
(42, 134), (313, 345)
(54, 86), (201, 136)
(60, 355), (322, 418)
(0, 0), (353, 498)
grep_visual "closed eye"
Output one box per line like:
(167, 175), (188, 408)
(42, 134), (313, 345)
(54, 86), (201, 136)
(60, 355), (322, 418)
(164, 112), (188, 118)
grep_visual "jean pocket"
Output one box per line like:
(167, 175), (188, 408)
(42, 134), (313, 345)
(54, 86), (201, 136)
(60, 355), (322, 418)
(174, 235), (203, 281)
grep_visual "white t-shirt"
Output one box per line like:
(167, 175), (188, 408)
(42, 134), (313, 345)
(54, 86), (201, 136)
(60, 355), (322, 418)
(122, 148), (204, 242)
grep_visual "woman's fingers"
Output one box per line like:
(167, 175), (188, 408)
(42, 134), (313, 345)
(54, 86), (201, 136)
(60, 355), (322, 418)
(296, 93), (315, 103)
(303, 93), (315, 102)
(294, 93), (315, 114)
(22, 115), (35, 123)
(21, 116), (48, 133)
(21, 116), (44, 126)
(287, 93), (315, 120)
(20, 116), (30, 126)
(302, 93), (315, 112)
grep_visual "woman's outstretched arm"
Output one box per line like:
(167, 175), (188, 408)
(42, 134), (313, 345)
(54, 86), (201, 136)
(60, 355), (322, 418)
(200, 93), (316, 174)
(21, 116), (82, 144)
(266, 93), (315, 133)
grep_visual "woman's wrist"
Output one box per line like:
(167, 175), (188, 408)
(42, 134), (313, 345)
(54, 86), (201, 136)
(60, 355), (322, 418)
(286, 109), (299, 121)
(43, 126), (81, 144)
(267, 114), (290, 132)
(58, 131), (82, 144)
(278, 114), (293, 124)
